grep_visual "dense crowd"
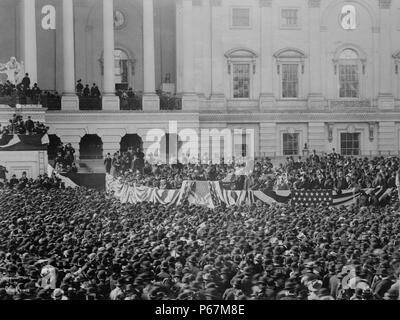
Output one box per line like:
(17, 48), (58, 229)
(106, 150), (259, 189)
(0, 114), (49, 136)
(53, 142), (78, 174)
(0, 181), (399, 300)
(0, 171), (64, 190)
(107, 148), (398, 192)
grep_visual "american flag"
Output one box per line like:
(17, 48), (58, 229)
(291, 189), (333, 207)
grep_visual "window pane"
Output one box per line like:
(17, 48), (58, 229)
(114, 49), (128, 84)
(233, 64), (250, 98)
(282, 64), (298, 98)
(232, 8), (250, 27)
(340, 133), (360, 155)
(339, 64), (359, 98)
(282, 9), (298, 26)
(283, 133), (299, 155)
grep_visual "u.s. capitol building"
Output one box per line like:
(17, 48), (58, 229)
(1, 0), (400, 161)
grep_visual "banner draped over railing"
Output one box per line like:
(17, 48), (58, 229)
(105, 175), (396, 208)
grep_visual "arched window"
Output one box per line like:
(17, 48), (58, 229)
(338, 49), (360, 98)
(225, 48), (258, 99)
(114, 49), (129, 91)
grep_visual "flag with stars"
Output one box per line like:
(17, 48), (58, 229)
(291, 189), (333, 207)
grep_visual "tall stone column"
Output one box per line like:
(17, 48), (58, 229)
(307, 0), (324, 109)
(61, 0), (79, 111)
(308, 122), (326, 153)
(260, 123), (277, 157)
(180, 0), (198, 111)
(378, 0), (394, 110)
(210, 0), (226, 111)
(142, 0), (160, 111)
(102, 0), (119, 110)
(21, 0), (38, 85)
(259, 0), (275, 111)
(202, 0), (212, 98)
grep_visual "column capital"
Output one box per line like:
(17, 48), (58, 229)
(308, 0), (321, 8)
(259, 0), (272, 7)
(378, 0), (391, 9)
(211, 0), (222, 7)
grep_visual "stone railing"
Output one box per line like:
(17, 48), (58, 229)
(79, 96), (102, 110)
(159, 94), (182, 111)
(119, 95), (142, 111)
(40, 91), (61, 110)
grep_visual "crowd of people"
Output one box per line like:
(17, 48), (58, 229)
(0, 74), (43, 104)
(105, 149), (253, 189)
(0, 171), (64, 190)
(0, 180), (399, 300)
(0, 114), (49, 136)
(106, 147), (399, 193)
(53, 142), (78, 174)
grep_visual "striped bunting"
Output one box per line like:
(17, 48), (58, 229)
(106, 175), (397, 209)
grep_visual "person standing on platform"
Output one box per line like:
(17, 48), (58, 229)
(25, 116), (34, 135)
(104, 153), (112, 174)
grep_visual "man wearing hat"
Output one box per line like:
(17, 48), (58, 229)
(372, 267), (395, 300)
(75, 80), (83, 96)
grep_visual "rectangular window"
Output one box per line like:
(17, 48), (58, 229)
(283, 133), (299, 156)
(281, 9), (298, 27)
(341, 133), (360, 156)
(233, 64), (250, 98)
(282, 64), (299, 98)
(339, 64), (359, 98)
(233, 132), (248, 158)
(231, 8), (250, 27)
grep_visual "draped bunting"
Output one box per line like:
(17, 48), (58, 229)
(106, 175), (180, 205)
(106, 175), (396, 208)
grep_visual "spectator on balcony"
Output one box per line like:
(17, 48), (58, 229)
(127, 88), (135, 98)
(83, 84), (90, 96)
(17, 84), (27, 103)
(21, 73), (31, 91)
(76, 79), (83, 96)
(91, 83), (101, 97)
(31, 83), (41, 103)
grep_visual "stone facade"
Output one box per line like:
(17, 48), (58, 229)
(1, 0), (400, 158)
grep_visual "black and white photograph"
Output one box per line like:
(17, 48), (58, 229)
(0, 0), (400, 311)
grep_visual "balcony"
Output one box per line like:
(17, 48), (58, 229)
(40, 91), (61, 110)
(159, 92), (182, 111)
(119, 95), (142, 110)
(0, 93), (42, 108)
(79, 96), (102, 110)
